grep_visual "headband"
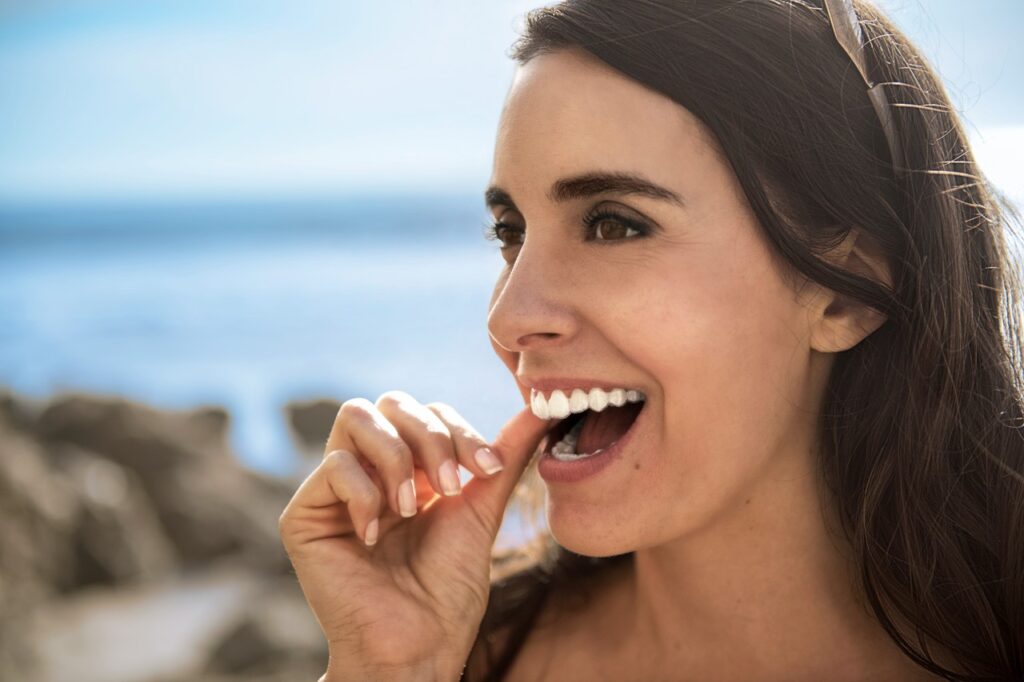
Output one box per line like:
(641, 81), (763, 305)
(823, 0), (907, 178)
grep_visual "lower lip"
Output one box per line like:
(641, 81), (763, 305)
(537, 401), (647, 484)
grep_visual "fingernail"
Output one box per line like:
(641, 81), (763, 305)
(398, 478), (417, 517)
(474, 447), (503, 475)
(438, 459), (461, 496)
(364, 518), (378, 546)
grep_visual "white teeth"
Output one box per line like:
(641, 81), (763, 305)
(587, 387), (609, 412)
(552, 439), (575, 455)
(539, 387), (648, 462)
(531, 389), (550, 420)
(547, 389), (571, 419)
(552, 447), (605, 462)
(569, 388), (589, 414)
(529, 386), (646, 421)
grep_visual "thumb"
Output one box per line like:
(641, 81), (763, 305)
(459, 405), (551, 540)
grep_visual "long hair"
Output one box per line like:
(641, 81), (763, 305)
(466, 1), (1024, 680)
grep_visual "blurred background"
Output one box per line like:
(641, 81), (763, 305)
(0, 1), (1021, 681)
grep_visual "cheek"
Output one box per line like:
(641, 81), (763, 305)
(611, 236), (809, 492)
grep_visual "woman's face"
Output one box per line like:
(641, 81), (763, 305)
(485, 47), (832, 556)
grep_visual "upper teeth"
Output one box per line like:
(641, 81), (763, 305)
(530, 387), (646, 420)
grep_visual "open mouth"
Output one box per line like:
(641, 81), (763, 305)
(544, 399), (646, 458)
(546, 409), (585, 447)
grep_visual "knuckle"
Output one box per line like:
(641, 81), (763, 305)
(428, 403), (482, 440)
(324, 449), (357, 476)
(376, 389), (413, 409)
(364, 480), (384, 506)
(338, 397), (374, 422)
(323, 453), (349, 480)
(425, 400), (452, 414)
(423, 426), (453, 452)
(384, 437), (414, 465)
(353, 481), (383, 513)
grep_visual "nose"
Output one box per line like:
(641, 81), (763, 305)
(487, 240), (579, 354)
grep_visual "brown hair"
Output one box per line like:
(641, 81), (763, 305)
(466, 1), (1024, 680)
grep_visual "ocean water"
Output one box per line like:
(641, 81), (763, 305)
(0, 194), (528, 475)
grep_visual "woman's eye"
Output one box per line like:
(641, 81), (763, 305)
(482, 208), (649, 257)
(585, 209), (649, 243)
(483, 222), (523, 250)
(592, 219), (640, 241)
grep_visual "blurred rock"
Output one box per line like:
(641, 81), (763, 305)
(36, 391), (232, 470)
(0, 421), (70, 680)
(0, 386), (333, 681)
(0, 421), (79, 599)
(0, 416), (177, 679)
(27, 558), (265, 682)
(0, 386), (46, 435)
(34, 391), (294, 571)
(202, 575), (327, 676)
(283, 396), (341, 459)
(56, 443), (178, 591)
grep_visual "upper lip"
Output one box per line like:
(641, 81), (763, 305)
(518, 376), (645, 397)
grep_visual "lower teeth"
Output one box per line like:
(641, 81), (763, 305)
(547, 399), (645, 462)
(551, 448), (605, 462)
(549, 416), (605, 461)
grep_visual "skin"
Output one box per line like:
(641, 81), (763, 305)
(484, 46), (939, 681)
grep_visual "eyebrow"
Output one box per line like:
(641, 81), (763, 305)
(484, 171), (685, 212)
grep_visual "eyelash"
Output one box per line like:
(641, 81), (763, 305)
(482, 207), (650, 251)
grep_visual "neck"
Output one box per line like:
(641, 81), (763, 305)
(592, 450), (919, 679)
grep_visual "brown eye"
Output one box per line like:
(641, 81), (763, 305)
(484, 221), (524, 249)
(584, 207), (648, 243)
(594, 219), (638, 241)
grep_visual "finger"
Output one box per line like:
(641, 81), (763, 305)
(279, 448), (383, 547)
(426, 401), (501, 480)
(325, 398), (418, 519)
(377, 391), (462, 498)
(458, 406), (551, 540)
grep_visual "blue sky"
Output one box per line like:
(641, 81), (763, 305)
(0, 0), (1021, 202)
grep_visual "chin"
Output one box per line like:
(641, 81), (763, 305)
(544, 500), (638, 558)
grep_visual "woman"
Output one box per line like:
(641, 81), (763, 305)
(278, 1), (1024, 679)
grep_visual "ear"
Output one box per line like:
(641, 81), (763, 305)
(808, 227), (893, 353)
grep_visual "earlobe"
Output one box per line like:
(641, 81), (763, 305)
(808, 227), (893, 353)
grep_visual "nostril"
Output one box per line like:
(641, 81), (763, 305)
(516, 331), (562, 347)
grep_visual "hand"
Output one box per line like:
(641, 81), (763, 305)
(278, 391), (550, 681)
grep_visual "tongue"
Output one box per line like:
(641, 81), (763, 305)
(576, 402), (643, 454)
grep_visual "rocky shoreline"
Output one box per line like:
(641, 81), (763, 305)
(0, 387), (345, 682)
